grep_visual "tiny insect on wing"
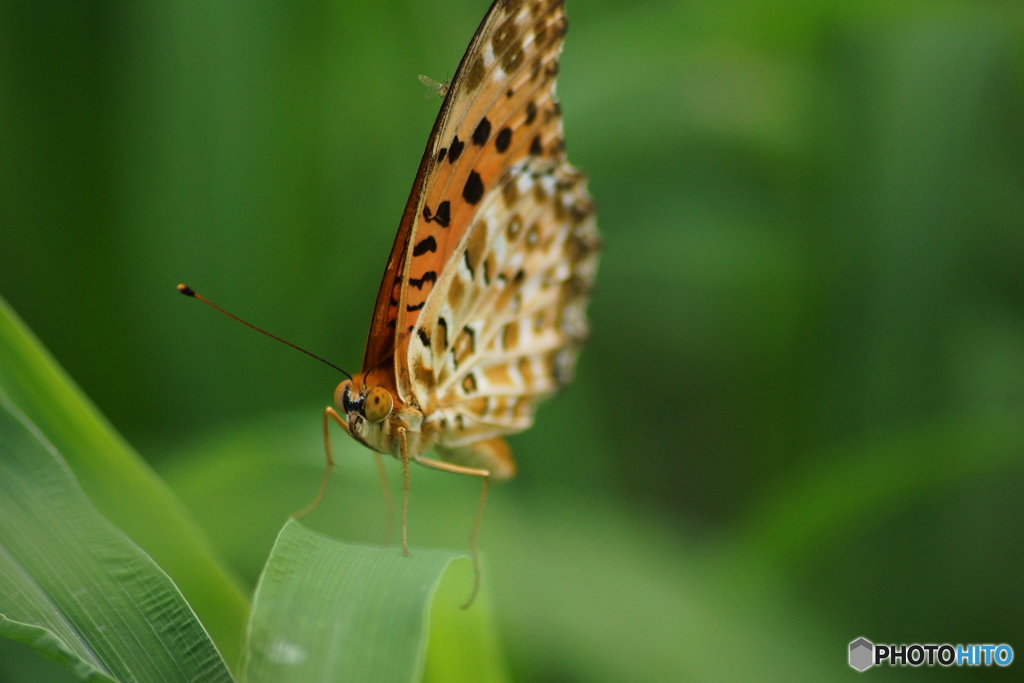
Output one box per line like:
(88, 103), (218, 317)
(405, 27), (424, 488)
(418, 74), (450, 99)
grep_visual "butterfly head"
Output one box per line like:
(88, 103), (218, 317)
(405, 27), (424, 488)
(337, 368), (430, 458)
(335, 379), (394, 423)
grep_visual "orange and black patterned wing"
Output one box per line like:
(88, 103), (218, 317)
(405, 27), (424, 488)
(402, 0), (597, 446)
(410, 156), (598, 446)
(361, 0), (570, 401)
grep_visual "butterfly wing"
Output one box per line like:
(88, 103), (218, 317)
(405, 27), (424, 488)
(411, 156), (598, 447)
(361, 0), (572, 403)
(403, 0), (599, 446)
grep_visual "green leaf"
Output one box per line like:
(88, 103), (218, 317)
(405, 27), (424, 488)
(244, 520), (497, 683)
(163, 410), (838, 682)
(0, 393), (233, 682)
(423, 558), (511, 683)
(0, 296), (248, 669)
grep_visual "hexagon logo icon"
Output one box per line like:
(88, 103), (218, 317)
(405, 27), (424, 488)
(849, 637), (874, 671)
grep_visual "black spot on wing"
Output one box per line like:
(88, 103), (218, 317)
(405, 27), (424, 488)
(525, 101), (537, 125)
(530, 134), (543, 156)
(423, 200), (451, 227)
(495, 127), (512, 153)
(435, 200), (451, 227)
(417, 327), (431, 348)
(406, 301), (425, 312)
(448, 136), (465, 163)
(472, 117), (491, 146)
(413, 235), (437, 257)
(463, 171), (484, 204)
(408, 272), (437, 289)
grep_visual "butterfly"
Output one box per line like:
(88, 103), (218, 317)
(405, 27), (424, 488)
(177, 0), (598, 605)
(318, 0), (599, 602)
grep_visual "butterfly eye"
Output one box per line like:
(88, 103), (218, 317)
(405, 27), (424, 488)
(363, 386), (394, 422)
(335, 380), (354, 413)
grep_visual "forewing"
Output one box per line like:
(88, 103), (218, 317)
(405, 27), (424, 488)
(361, 0), (570, 401)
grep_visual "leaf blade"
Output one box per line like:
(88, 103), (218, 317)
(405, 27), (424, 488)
(0, 393), (233, 682)
(0, 296), (249, 668)
(244, 520), (465, 683)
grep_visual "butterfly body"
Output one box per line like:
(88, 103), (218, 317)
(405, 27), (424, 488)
(334, 377), (426, 463)
(331, 0), (598, 489)
(335, 374), (518, 481)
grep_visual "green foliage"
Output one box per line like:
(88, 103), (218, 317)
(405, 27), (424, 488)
(0, 305), (233, 681)
(0, 302), (507, 681)
(0, 299), (249, 671)
(0, 397), (231, 682)
(246, 522), (485, 683)
(2, 0), (1024, 680)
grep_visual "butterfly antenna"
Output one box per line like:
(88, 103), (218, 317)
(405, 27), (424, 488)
(177, 284), (353, 380)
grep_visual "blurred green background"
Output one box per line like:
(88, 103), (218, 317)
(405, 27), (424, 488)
(2, 0), (1024, 680)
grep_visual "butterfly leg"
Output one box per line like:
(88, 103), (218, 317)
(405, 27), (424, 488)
(374, 452), (395, 547)
(292, 406), (348, 518)
(411, 454), (492, 609)
(398, 427), (412, 557)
